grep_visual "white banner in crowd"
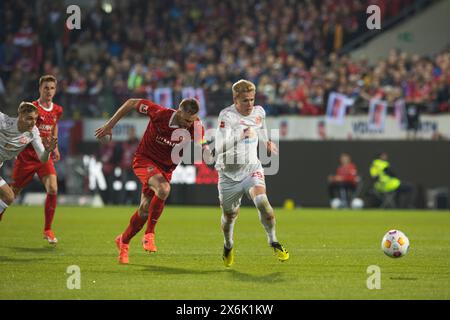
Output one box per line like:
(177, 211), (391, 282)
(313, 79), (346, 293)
(325, 92), (355, 125)
(368, 99), (388, 130)
(154, 88), (173, 108)
(394, 99), (406, 128)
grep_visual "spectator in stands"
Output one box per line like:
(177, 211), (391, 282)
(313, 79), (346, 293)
(328, 153), (359, 208)
(0, 0), (448, 117)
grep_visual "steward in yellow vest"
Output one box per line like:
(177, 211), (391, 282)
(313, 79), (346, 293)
(370, 155), (401, 193)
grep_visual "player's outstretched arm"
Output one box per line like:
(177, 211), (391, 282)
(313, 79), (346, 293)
(95, 99), (140, 139)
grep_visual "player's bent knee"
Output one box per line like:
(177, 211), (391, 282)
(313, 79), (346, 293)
(223, 210), (238, 221)
(12, 187), (22, 197)
(156, 183), (171, 199)
(253, 194), (273, 216)
(47, 188), (58, 195)
(2, 192), (15, 206)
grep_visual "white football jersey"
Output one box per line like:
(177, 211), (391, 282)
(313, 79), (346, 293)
(0, 112), (46, 166)
(214, 104), (268, 181)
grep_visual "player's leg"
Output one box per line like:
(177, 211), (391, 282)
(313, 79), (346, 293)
(41, 174), (58, 244)
(247, 180), (289, 262)
(120, 191), (153, 244)
(218, 175), (243, 267)
(7, 159), (37, 221)
(221, 207), (239, 268)
(116, 192), (154, 264)
(0, 178), (15, 221)
(142, 173), (170, 252)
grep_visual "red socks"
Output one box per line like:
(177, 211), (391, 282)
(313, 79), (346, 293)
(44, 194), (57, 231)
(122, 211), (146, 244)
(145, 196), (165, 234)
(120, 195), (165, 244)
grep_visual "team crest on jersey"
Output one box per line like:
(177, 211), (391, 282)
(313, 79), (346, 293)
(139, 104), (149, 114)
(255, 116), (262, 125)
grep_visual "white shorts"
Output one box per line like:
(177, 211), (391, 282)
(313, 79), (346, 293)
(218, 171), (266, 213)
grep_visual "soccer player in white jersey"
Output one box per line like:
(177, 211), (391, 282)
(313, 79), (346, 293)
(0, 102), (57, 221)
(215, 79), (289, 267)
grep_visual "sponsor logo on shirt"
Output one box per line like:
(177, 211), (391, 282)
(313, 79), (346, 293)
(39, 124), (54, 131)
(155, 135), (183, 147)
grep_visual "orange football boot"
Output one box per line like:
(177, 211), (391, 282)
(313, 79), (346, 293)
(43, 230), (58, 244)
(115, 235), (129, 264)
(142, 233), (157, 252)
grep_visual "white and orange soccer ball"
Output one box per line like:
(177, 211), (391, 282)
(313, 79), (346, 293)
(381, 229), (410, 258)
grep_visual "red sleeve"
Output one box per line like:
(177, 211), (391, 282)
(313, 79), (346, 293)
(135, 99), (164, 118)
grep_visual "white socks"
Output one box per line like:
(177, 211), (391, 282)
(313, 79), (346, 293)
(254, 194), (278, 244)
(221, 213), (237, 249)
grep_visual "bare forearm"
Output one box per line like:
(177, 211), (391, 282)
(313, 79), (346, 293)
(53, 124), (58, 139)
(105, 99), (140, 128)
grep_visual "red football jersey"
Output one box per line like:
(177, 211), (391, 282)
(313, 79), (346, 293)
(336, 163), (358, 185)
(18, 101), (63, 161)
(135, 99), (204, 173)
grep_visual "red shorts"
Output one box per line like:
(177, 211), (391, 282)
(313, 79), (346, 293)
(133, 156), (172, 198)
(11, 158), (56, 188)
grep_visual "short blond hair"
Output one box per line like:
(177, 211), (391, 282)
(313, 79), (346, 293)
(232, 79), (256, 98)
(18, 101), (38, 114)
(39, 75), (57, 86)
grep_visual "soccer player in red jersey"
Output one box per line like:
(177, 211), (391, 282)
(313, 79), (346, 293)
(11, 75), (63, 244)
(95, 98), (205, 264)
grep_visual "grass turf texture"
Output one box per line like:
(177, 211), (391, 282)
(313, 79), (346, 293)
(0, 206), (449, 300)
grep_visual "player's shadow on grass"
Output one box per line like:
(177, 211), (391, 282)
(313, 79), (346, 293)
(227, 270), (286, 283)
(0, 255), (46, 263)
(131, 264), (227, 276)
(131, 264), (286, 283)
(4, 246), (57, 253)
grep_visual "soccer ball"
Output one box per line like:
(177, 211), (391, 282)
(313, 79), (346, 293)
(330, 198), (343, 209)
(351, 198), (364, 209)
(381, 229), (410, 258)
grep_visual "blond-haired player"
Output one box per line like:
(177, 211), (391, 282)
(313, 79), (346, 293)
(0, 102), (58, 221)
(215, 79), (289, 267)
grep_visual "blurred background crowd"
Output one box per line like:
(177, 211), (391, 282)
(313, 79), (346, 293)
(1, 0), (449, 118)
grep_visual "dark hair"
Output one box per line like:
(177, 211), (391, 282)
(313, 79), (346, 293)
(179, 98), (199, 115)
(39, 75), (57, 86)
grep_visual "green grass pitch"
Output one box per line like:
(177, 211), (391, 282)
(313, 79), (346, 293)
(0, 206), (449, 300)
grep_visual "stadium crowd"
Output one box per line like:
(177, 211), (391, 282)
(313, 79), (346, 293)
(1, 0), (449, 117)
